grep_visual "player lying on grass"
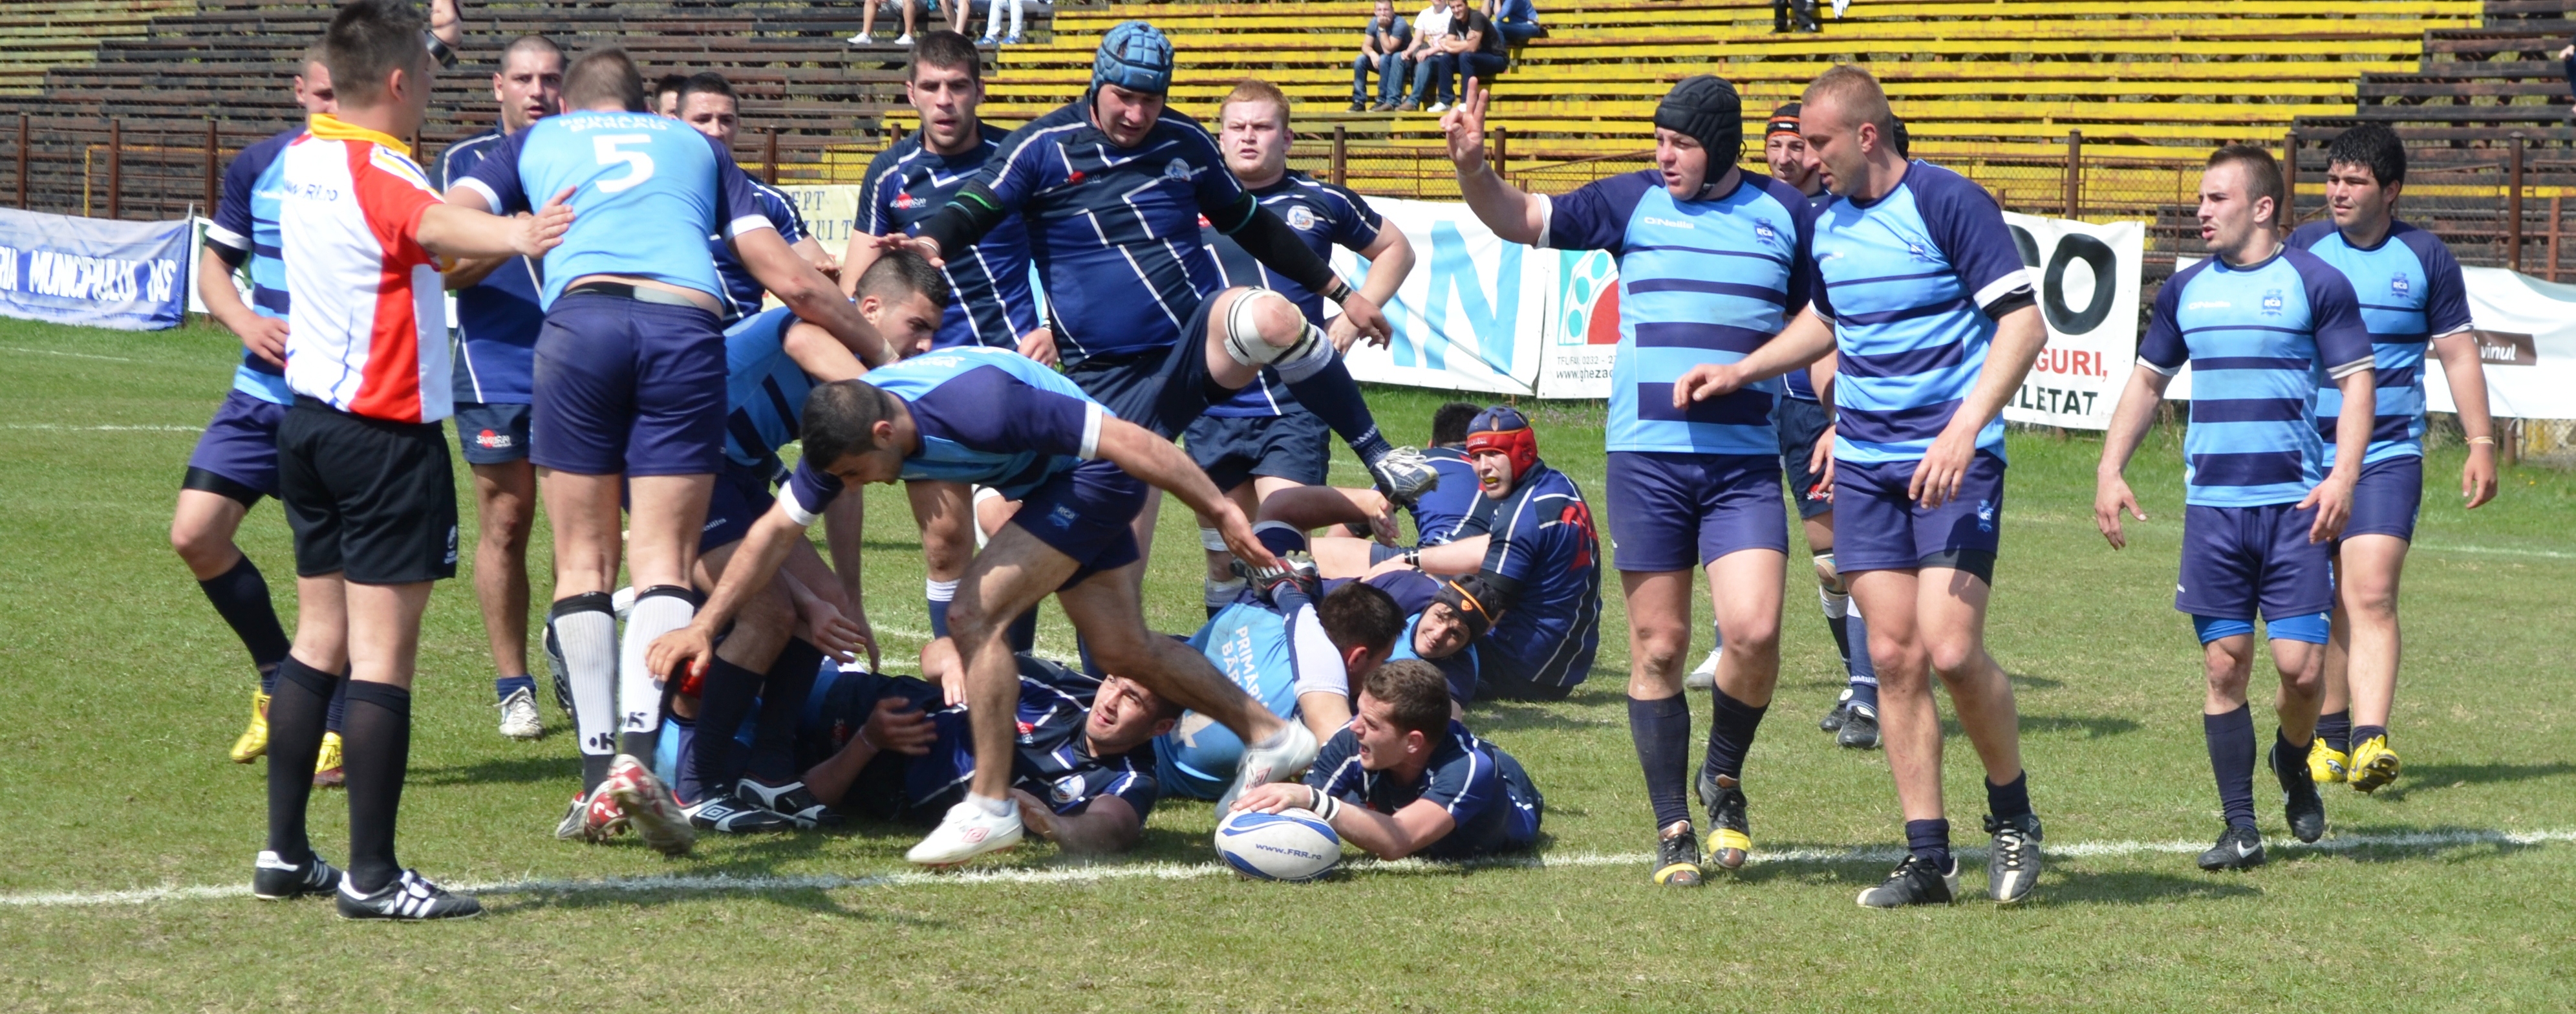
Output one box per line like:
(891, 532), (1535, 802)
(654, 286), (1344, 866)
(1248, 490), (1495, 705)
(1231, 660), (1542, 861)
(795, 643), (1177, 856)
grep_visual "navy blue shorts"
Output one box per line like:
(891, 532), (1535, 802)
(1185, 409), (1331, 490)
(1604, 451), (1790, 572)
(1063, 295), (1224, 440)
(530, 292), (727, 477)
(2177, 502), (2335, 621)
(699, 462), (773, 554)
(453, 400), (531, 466)
(1831, 451), (2006, 580)
(1012, 458), (1150, 587)
(2339, 455), (2423, 543)
(183, 389), (288, 504)
(1773, 396), (1834, 521)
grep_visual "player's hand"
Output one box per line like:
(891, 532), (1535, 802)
(429, 0), (462, 46)
(863, 698), (936, 756)
(2462, 443), (2498, 510)
(875, 232), (943, 269)
(1806, 422), (1836, 503)
(518, 186), (577, 258)
(1008, 789), (1058, 840)
(1441, 77), (1491, 173)
(236, 315), (289, 368)
(1210, 501), (1280, 572)
(810, 249), (843, 283)
(2094, 473), (2144, 550)
(1016, 327), (1058, 365)
(646, 623), (718, 689)
(1673, 362), (1743, 405)
(1909, 421), (1979, 508)
(1324, 310), (1388, 354)
(1336, 291), (1392, 347)
(2299, 472), (2357, 544)
(795, 596), (876, 671)
(1228, 781), (1309, 814)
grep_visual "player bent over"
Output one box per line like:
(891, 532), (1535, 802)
(257, 0), (570, 920)
(1232, 660), (1543, 861)
(2097, 145), (2377, 871)
(1677, 67), (2046, 907)
(2288, 124), (2498, 793)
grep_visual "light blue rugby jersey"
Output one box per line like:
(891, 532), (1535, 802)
(2284, 220), (2474, 466)
(1543, 169), (1816, 456)
(453, 110), (771, 308)
(720, 308), (815, 468)
(780, 346), (1108, 523)
(1809, 162), (2036, 464)
(1153, 596), (1340, 799)
(2138, 246), (2375, 508)
(201, 127), (301, 405)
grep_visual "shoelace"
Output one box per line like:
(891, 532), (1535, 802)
(1993, 828), (2030, 870)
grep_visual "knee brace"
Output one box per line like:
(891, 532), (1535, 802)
(1812, 550), (1848, 596)
(1222, 288), (1335, 382)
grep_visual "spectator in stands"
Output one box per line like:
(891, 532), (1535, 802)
(1391, 0), (1452, 112)
(1353, 1), (1413, 112)
(850, 0), (927, 46)
(1485, 0), (1543, 48)
(1422, 0), (1506, 114)
(1774, 0), (1819, 34)
(978, 0), (1031, 45)
(2559, 39), (2574, 120)
(653, 73), (688, 118)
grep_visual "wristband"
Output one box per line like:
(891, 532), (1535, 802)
(856, 727), (881, 752)
(2468, 436), (2496, 446)
(424, 32), (459, 69)
(1307, 785), (1340, 823)
(1402, 548), (1422, 570)
(1323, 278), (1354, 303)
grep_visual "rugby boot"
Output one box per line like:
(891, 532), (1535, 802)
(1983, 812), (2043, 905)
(2347, 735), (2401, 794)
(1858, 854), (1958, 908)
(231, 689), (271, 763)
(2196, 825), (2266, 871)
(2273, 739), (2327, 843)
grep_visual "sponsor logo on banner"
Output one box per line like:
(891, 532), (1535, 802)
(1, 208), (190, 331)
(2001, 211), (2145, 429)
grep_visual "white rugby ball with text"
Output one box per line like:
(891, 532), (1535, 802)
(1214, 807), (1341, 882)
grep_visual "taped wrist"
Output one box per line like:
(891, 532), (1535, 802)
(1308, 784), (1341, 822)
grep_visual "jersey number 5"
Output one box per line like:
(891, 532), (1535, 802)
(593, 135), (657, 194)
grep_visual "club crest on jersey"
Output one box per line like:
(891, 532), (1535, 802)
(1906, 241), (1931, 260)
(2260, 289), (2284, 316)
(892, 191), (927, 210)
(1165, 158), (1192, 181)
(1285, 206), (1317, 230)
(1016, 718), (1036, 741)
(1754, 219), (1777, 242)
(2390, 273), (2411, 296)
(1051, 775), (1082, 804)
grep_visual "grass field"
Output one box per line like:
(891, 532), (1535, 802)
(3, 314), (2573, 1012)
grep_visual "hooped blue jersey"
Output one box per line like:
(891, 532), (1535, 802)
(1154, 596), (1344, 799)
(2139, 246), (2375, 508)
(455, 110), (771, 307)
(970, 100), (1250, 358)
(710, 179), (812, 323)
(201, 127), (300, 405)
(433, 128), (544, 404)
(1305, 719), (1542, 859)
(781, 346), (1106, 523)
(1809, 161), (2035, 464)
(860, 125), (1040, 350)
(720, 308), (816, 468)
(1201, 171), (1384, 417)
(2284, 220), (2474, 465)
(1543, 169), (1816, 456)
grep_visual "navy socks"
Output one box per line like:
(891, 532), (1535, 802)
(1701, 687), (1766, 781)
(1628, 695), (1693, 830)
(2205, 704), (2257, 830)
(198, 556), (290, 674)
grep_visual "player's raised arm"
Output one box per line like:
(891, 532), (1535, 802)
(416, 186), (575, 261)
(734, 228), (892, 367)
(1443, 78), (1547, 244)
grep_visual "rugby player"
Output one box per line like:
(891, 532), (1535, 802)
(841, 31), (1047, 650)
(882, 21), (1442, 528)
(652, 72), (687, 118)
(258, 0), (571, 920)
(1232, 660), (1543, 861)
(1446, 74), (1809, 885)
(797, 653), (1177, 856)
(1254, 489), (1493, 702)
(449, 47), (889, 856)
(2286, 124), (2498, 794)
(652, 286), (1346, 865)
(672, 70), (839, 321)
(433, 32), (562, 741)
(1263, 400), (1490, 577)
(1190, 78), (1417, 616)
(1420, 407), (1599, 706)
(1674, 66), (2047, 907)
(189, 43), (356, 782)
(2096, 144), (2377, 870)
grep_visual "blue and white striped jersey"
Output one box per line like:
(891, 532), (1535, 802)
(1201, 171), (1384, 417)
(1809, 162), (2035, 464)
(718, 308), (813, 469)
(1542, 169), (1816, 456)
(433, 128), (544, 404)
(859, 125), (1039, 350)
(781, 346), (1105, 523)
(2140, 246), (2375, 508)
(455, 111), (771, 308)
(2284, 220), (2473, 465)
(200, 127), (300, 405)
(969, 100), (1249, 358)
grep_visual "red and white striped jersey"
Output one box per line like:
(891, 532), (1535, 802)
(280, 114), (451, 424)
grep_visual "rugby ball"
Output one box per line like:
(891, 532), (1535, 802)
(1214, 808), (1342, 882)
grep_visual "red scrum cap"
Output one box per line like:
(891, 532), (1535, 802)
(1463, 405), (1538, 482)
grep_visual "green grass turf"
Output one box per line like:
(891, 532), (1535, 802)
(3, 316), (2574, 1011)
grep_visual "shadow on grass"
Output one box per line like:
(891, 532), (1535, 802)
(2363, 762), (2576, 801)
(410, 755), (575, 786)
(1931, 713), (2140, 740)
(2006, 671), (2065, 690)
(1468, 700), (1613, 733)
(2300, 823), (2566, 865)
(2039, 868), (2264, 905)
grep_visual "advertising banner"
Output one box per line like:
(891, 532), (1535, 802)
(1999, 212), (2144, 429)
(0, 208), (191, 330)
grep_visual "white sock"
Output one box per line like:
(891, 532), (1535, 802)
(1819, 587), (1851, 620)
(619, 588), (696, 737)
(554, 602), (619, 759)
(926, 577), (958, 603)
(967, 792), (1013, 817)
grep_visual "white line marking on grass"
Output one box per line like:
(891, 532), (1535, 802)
(6, 828), (2570, 909)
(1, 424), (202, 433)
(0, 346), (142, 363)
(2413, 543), (2576, 561)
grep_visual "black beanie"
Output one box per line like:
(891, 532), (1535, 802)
(1654, 74), (1743, 162)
